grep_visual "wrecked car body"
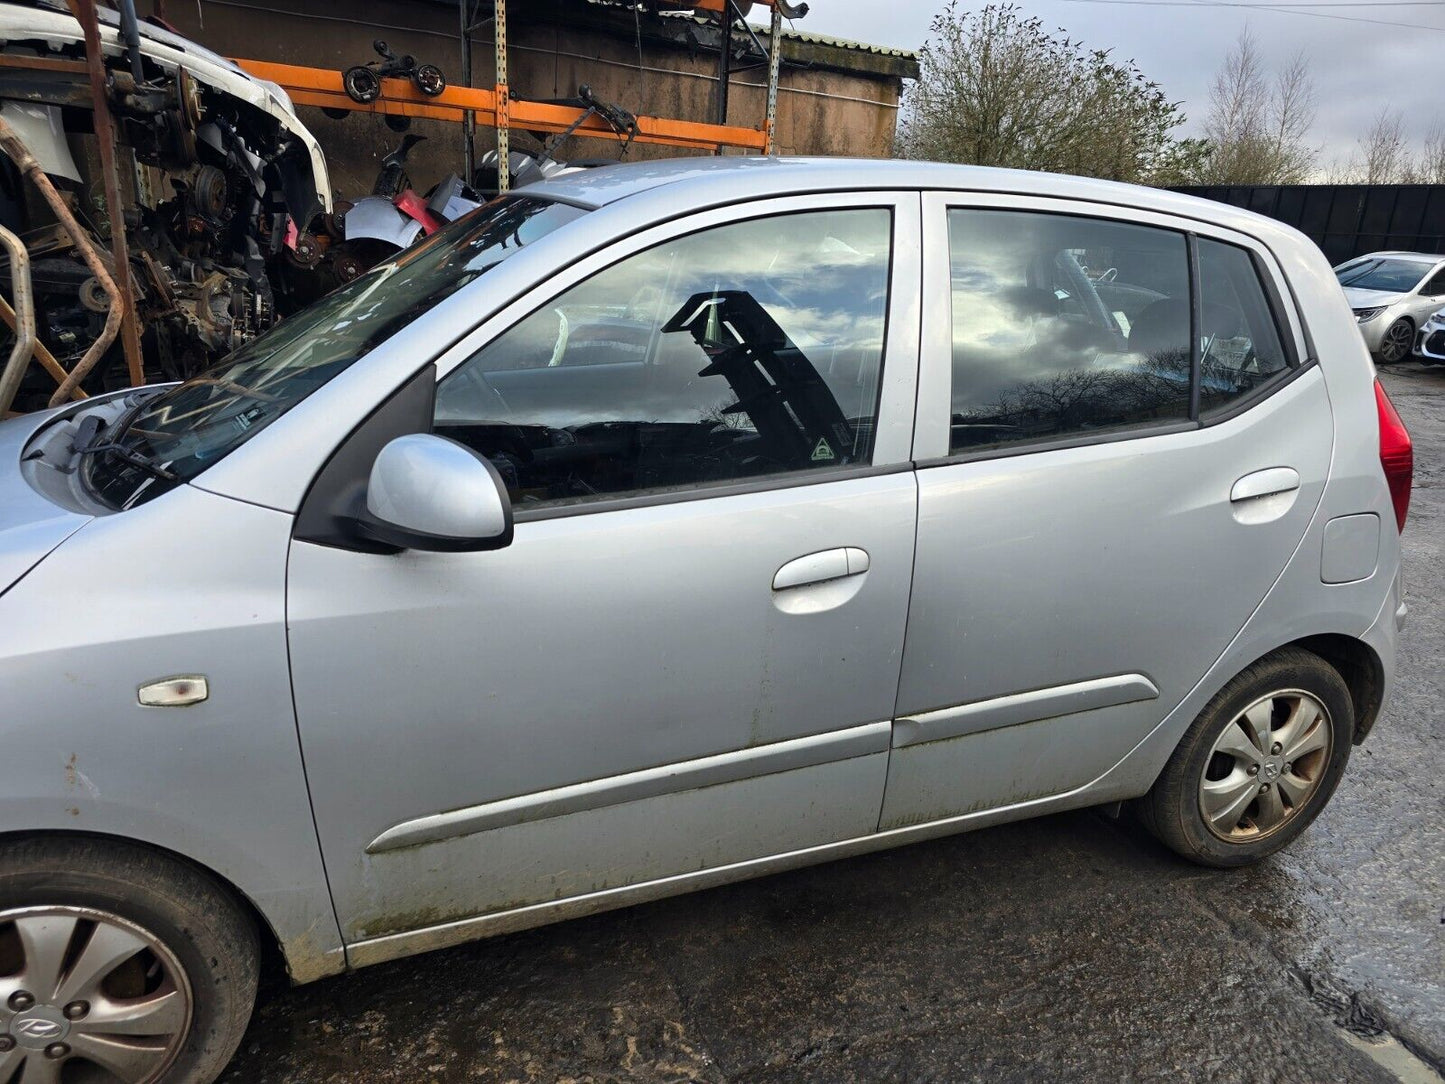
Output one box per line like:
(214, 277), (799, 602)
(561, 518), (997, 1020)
(0, 0), (331, 413)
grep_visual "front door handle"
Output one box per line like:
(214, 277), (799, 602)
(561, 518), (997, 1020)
(1231, 467), (1300, 503)
(773, 547), (870, 591)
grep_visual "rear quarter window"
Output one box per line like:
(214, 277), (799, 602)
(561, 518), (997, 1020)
(1196, 239), (1292, 418)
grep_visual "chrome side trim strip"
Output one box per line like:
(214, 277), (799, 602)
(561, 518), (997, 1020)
(365, 721), (892, 854)
(892, 673), (1160, 749)
(345, 766), (1136, 970)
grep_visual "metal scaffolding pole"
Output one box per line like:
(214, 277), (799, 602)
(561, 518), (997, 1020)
(714, 6), (733, 154)
(764, 4), (783, 154)
(460, 0), (474, 181)
(494, 0), (509, 191)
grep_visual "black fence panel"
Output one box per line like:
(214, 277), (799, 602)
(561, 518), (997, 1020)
(1174, 184), (1445, 265)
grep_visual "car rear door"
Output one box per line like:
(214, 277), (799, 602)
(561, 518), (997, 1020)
(879, 192), (1333, 829)
(285, 193), (923, 954)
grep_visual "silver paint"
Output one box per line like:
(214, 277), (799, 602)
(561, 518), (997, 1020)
(892, 674), (1161, 749)
(0, 158), (1403, 987)
(366, 721), (891, 853)
(366, 434), (508, 542)
(1321, 513), (1382, 585)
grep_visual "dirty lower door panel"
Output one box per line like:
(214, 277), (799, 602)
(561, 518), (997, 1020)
(286, 472), (917, 943)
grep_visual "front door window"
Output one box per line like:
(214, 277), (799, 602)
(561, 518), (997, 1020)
(435, 209), (894, 509)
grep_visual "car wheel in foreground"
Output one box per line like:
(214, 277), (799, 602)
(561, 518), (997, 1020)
(0, 837), (258, 1084)
(1140, 647), (1353, 867)
(1377, 318), (1414, 364)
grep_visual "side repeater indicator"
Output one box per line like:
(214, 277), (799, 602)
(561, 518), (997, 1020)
(138, 676), (210, 708)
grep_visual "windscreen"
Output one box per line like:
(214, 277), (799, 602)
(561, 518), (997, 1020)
(84, 196), (586, 509)
(1335, 258), (1430, 294)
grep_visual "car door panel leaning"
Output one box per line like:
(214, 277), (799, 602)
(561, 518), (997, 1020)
(0, 158), (1408, 1084)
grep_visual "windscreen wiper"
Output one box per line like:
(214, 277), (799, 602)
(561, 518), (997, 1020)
(76, 437), (179, 483)
(1338, 260), (1383, 286)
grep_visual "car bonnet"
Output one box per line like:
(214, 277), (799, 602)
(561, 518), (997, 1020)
(0, 410), (90, 598)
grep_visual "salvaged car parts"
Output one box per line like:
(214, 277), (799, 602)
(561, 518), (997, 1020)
(0, 1), (332, 414)
(334, 135), (580, 285)
(342, 38), (446, 105)
(334, 85), (640, 284)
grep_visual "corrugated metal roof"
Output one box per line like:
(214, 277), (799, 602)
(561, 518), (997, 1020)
(769, 28), (915, 60)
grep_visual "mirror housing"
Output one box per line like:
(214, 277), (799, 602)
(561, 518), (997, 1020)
(356, 434), (513, 552)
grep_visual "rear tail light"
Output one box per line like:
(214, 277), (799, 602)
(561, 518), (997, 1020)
(1375, 378), (1413, 531)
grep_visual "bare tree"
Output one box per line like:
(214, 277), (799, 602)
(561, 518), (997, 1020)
(1413, 121), (1445, 184)
(1269, 51), (1317, 181)
(897, 3), (1194, 185)
(1358, 109), (1410, 184)
(1203, 27), (1268, 181)
(1200, 29), (1316, 184)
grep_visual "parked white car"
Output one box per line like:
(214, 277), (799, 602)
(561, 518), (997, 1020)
(1334, 251), (1445, 363)
(1413, 309), (1445, 365)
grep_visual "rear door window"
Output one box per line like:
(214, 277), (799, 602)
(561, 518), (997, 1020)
(946, 209), (1191, 452)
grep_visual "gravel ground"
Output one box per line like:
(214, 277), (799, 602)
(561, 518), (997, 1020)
(221, 364), (1444, 1084)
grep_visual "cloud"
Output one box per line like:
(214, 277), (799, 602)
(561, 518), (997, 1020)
(797, 0), (1445, 167)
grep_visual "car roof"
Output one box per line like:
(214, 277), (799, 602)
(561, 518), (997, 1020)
(1346, 251), (1445, 264)
(524, 156), (1287, 233)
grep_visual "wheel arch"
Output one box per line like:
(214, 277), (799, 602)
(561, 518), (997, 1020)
(1379, 314), (1417, 361)
(0, 828), (316, 988)
(1287, 633), (1386, 743)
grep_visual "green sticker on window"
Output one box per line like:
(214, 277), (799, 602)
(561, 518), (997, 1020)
(811, 438), (835, 462)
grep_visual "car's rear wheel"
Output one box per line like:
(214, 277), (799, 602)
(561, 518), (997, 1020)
(1141, 648), (1353, 867)
(0, 837), (259, 1084)
(1376, 317), (1414, 364)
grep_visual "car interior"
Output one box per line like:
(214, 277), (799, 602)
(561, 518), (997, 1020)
(948, 215), (1289, 450)
(433, 210), (891, 507)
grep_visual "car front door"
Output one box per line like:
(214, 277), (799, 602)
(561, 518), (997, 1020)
(879, 193), (1334, 829)
(1408, 264), (1445, 327)
(286, 194), (922, 952)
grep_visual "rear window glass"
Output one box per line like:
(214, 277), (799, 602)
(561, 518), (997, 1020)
(947, 209), (1191, 452)
(1197, 239), (1291, 417)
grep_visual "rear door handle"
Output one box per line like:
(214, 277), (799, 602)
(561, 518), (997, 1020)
(773, 547), (870, 590)
(1231, 467), (1300, 503)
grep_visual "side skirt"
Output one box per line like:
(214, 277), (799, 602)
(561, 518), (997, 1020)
(344, 771), (1141, 971)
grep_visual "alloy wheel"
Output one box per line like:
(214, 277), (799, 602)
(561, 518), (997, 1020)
(1380, 319), (1414, 363)
(0, 906), (193, 1084)
(1198, 689), (1334, 842)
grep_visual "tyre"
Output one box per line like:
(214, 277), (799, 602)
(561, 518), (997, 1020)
(342, 65), (381, 104)
(1141, 647), (1353, 867)
(0, 836), (259, 1084)
(414, 64), (446, 97)
(1376, 317), (1414, 364)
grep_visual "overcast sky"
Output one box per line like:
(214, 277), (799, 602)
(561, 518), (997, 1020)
(794, 1), (1445, 168)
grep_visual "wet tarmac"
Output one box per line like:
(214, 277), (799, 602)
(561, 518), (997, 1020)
(221, 365), (1444, 1083)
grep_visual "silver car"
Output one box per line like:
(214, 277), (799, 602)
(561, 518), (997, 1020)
(0, 160), (1412, 1084)
(1334, 250), (1445, 363)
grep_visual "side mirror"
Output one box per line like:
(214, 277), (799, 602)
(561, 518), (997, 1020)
(356, 434), (513, 552)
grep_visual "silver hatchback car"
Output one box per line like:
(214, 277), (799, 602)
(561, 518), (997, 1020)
(0, 159), (1413, 1084)
(1334, 250), (1445, 363)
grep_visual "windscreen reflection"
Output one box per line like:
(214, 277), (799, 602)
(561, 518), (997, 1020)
(436, 208), (893, 507)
